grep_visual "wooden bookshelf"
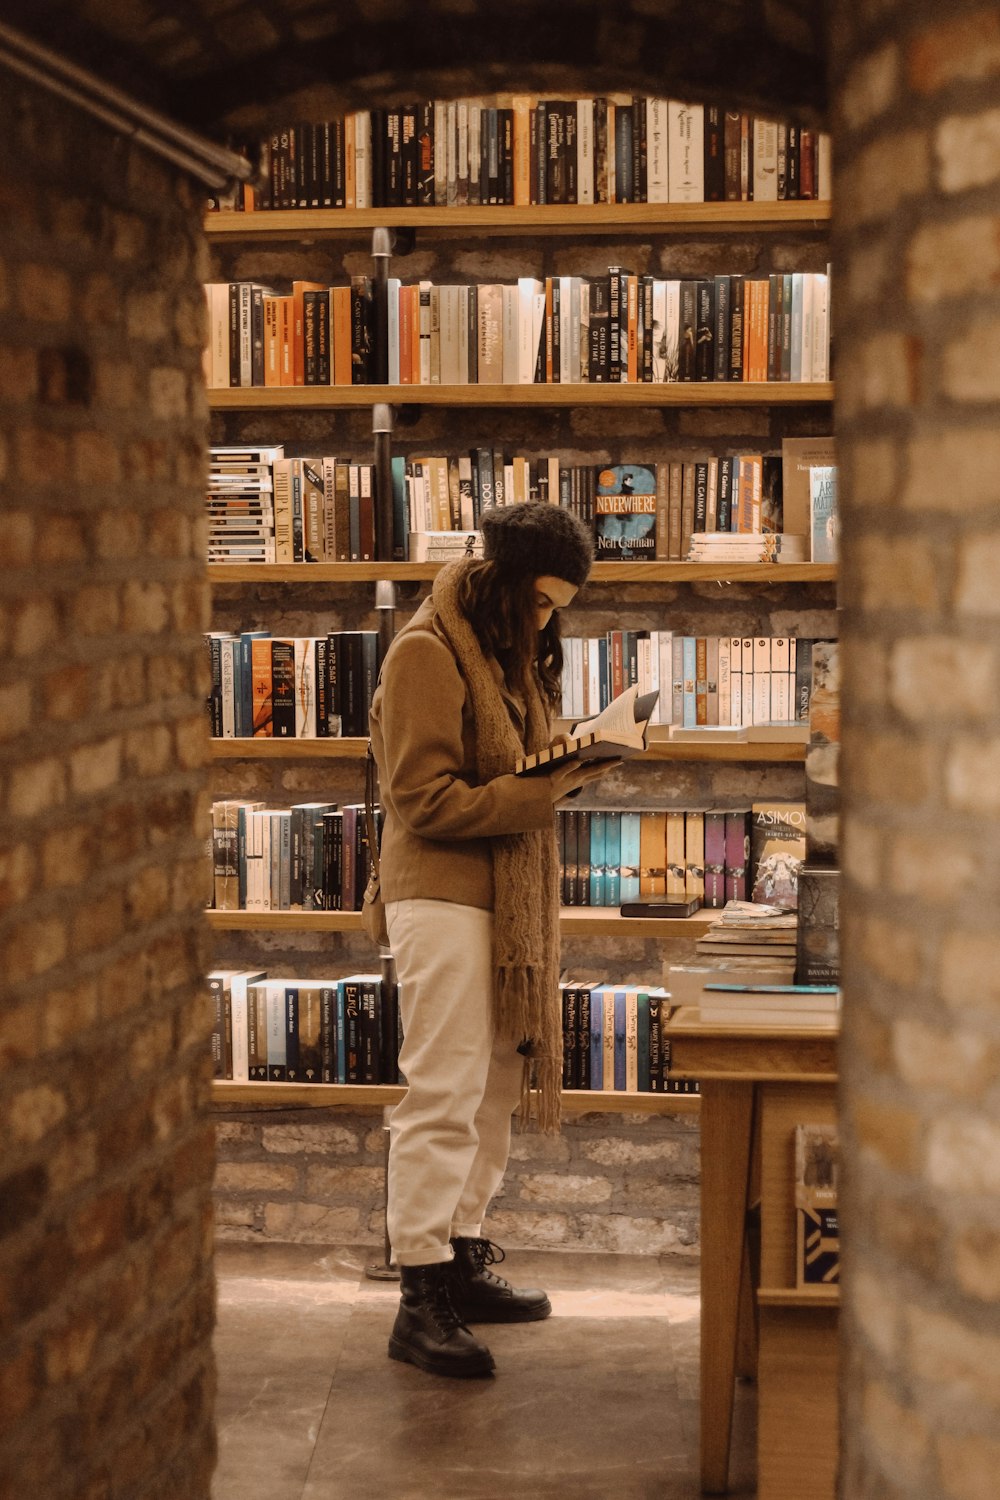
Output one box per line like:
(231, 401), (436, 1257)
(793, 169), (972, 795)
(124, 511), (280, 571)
(208, 382), (833, 411)
(206, 906), (721, 936)
(757, 1285), (839, 1308)
(206, 202), (832, 240)
(208, 735), (807, 764)
(207, 561), (838, 585)
(210, 1079), (701, 1114)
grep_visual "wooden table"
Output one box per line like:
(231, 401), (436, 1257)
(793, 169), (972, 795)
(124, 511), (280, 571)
(662, 1007), (839, 1497)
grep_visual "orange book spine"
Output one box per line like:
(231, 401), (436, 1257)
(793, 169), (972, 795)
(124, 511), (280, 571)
(627, 274), (638, 384)
(399, 285), (413, 384)
(344, 113), (357, 208)
(278, 297), (294, 385)
(332, 287), (352, 385)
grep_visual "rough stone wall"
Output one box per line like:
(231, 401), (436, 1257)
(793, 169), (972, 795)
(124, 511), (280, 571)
(215, 1107), (701, 1257)
(831, 3), (1000, 1495)
(0, 78), (216, 1500)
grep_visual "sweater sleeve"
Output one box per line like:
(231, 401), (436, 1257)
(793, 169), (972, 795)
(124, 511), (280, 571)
(376, 630), (554, 840)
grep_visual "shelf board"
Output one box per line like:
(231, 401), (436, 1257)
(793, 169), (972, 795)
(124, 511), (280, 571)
(757, 1285), (840, 1308)
(208, 382), (832, 410)
(210, 1080), (700, 1113)
(208, 735), (805, 764)
(205, 202), (831, 239)
(210, 737), (369, 760)
(206, 907), (719, 935)
(207, 561), (837, 586)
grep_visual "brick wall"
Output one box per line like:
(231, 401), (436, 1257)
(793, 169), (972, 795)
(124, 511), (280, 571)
(0, 78), (216, 1500)
(832, 3), (1000, 1495)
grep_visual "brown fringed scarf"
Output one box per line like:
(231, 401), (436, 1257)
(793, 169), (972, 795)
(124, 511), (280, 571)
(432, 559), (563, 1132)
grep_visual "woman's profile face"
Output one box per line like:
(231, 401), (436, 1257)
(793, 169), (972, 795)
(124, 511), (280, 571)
(533, 575), (577, 631)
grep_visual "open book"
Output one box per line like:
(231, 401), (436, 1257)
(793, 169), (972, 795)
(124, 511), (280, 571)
(514, 685), (659, 777)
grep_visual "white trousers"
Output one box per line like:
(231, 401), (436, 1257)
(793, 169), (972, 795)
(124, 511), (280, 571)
(385, 898), (524, 1268)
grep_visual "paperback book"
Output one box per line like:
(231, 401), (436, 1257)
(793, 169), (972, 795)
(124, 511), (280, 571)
(515, 685), (659, 776)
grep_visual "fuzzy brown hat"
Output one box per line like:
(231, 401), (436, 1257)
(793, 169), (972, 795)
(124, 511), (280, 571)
(480, 502), (593, 588)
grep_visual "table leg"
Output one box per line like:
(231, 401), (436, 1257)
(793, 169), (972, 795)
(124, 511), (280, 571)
(699, 1080), (755, 1495)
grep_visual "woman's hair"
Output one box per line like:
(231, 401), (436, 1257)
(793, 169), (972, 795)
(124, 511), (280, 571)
(456, 561), (564, 706)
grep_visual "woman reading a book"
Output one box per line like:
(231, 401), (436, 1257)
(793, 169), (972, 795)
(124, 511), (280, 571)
(370, 501), (615, 1379)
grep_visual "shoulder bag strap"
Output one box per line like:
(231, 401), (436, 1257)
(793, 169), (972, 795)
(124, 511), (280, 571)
(364, 742), (380, 882)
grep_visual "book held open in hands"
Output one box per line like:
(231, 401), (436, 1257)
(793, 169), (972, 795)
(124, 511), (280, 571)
(514, 685), (659, 777)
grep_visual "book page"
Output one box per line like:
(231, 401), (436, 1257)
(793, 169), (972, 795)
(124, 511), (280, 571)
(573, 684), (658, 746)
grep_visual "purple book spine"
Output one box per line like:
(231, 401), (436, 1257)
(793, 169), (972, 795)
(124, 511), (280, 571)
(724, 810), (751, 902)
(704, 811), (728, 908)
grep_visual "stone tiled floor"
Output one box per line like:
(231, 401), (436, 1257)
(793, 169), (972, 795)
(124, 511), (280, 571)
(213, 1243), (757, 1500)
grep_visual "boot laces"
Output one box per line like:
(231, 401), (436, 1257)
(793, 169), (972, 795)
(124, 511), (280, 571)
(421, 1269), (465, 1334)
(464, 1238), (510, 1289)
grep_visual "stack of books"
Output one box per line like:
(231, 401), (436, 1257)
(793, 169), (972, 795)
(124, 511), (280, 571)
(696, 899), (797, 958)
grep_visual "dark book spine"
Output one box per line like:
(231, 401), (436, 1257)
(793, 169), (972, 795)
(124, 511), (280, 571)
(316, 293), (330, 386)
(320, 985), (336, 1082)
(641, 276), (654, 382)
(648, 992), (663, 1091)
(693, 462), (709, 531)
(284, 988), (301, 1080)
(695, 279), (716, 382)
(729, 276), (745, 381)
(714, 276), (731, 382)
(251, 285), (266, 386)
(704, 105), (725, 201)
(724, 111), (742, 200)
(343, 980), (362, 1083)
(607, 269), (622, 383)
(417, 103), (435, 204)
(317, 121), (333, 208)
(679, 280), (698, 381)
(302, 290), (319, 385)
(615, 107), (633, 203)
(350, 277), (372, 384)
(501, 108), (515, 204)
(380, 979), (400, 1085)
(577, 987), (591, 1090)
(717, 457), (734, 533)
(360, 979), (381, 1084)
(767, 274), (781, 382)
(562, 985), (578, 1089)
(787, 124), (801, 200)
(386, 109), (402, 205)
(630, 96), (643, 203)
(401, 104), (418, 206)
(369, 108), (386, 207)
(331, 117), (346, 207)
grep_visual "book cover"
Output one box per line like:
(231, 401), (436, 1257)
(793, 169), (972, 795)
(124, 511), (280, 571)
(594, 465), (657, 559)
(795, 1123), (839, 1285)
(809, 465), (839, 563)
(795, 864), (840, 985)
(750, 801), (807, 909)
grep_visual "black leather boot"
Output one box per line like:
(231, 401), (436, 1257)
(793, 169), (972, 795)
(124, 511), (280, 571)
(450, 1237), (552, 1323)
(388, 1262), (496, 1378)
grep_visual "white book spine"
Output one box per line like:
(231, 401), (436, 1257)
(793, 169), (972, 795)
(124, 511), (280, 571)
(801, 273), (816, 383)
(578, 99), (594, 204)
(468, 104), (481, 203)
(532, 292), (546, 382)
(559, 276), (573, 384)
(446, 102), (457, 206)
(434, 101), (448, 204)
(730, 666), (743, 728)
(354, 111), (371, 208)
(220, 639), (236, 738)
(516, 277), (540, 384)
(647, 98), (670, 202)
(457, 286), (469, 384)
(811, 273), (830, 382)
(588, 638), (601, 716)
(752, 119), (779, 202)
(656, 631), (673, 724)
(230, 977), (249, 1083)
(456, 102), (469, 204)
(502, 285), (519, 384)
(790, 273), (804, 382)
(718, 637), (731, 726)
(667, 101), (705, 202)
(817, 133), (833, 201)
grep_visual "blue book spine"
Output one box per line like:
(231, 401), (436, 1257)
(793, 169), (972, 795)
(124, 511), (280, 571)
(613, 990), (627, 1091)
(620, 812), (641, 902)
(682, 636), (698, 727)
(391, 454), (408, 560)
(605, 812), (621, 907)
(637, 991), (650, 1091)
(589, 988), (604, 1090)
(589, 811), (607, 906)
(240, 631), (269, 738)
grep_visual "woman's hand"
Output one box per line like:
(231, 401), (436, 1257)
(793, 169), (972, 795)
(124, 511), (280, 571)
(548, 756), (623, 804)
